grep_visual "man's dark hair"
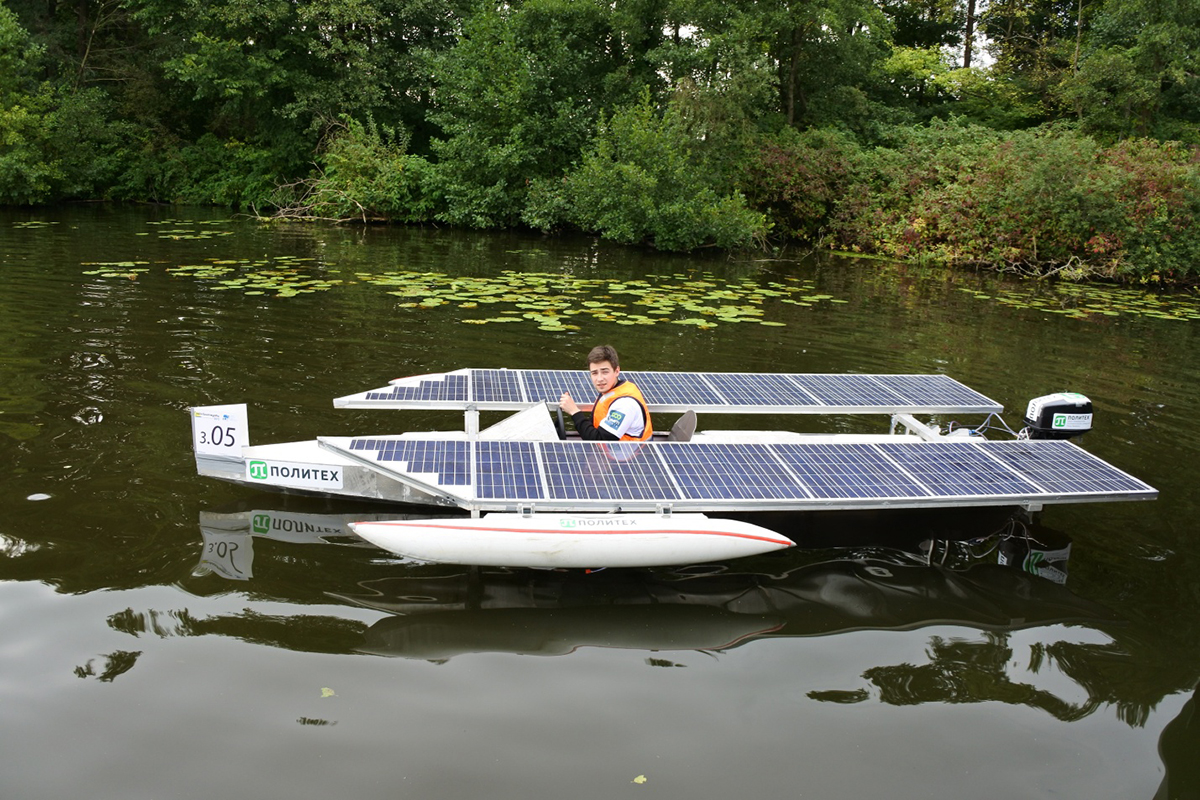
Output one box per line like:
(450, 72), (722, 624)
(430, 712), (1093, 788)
(586, 344), (619, 370)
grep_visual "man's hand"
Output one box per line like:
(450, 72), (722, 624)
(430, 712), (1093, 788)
(559, 391), (580, 416)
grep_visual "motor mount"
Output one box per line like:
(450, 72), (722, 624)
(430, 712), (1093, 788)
(1023, 393), (1093, 440)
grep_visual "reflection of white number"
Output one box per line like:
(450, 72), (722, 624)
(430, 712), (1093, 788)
(207, 541), (239, 558)
(206, 541), (243, 575)
(865, 566), (893, 578)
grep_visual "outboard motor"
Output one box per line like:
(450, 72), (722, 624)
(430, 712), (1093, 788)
(1023, 393), (1093, 440)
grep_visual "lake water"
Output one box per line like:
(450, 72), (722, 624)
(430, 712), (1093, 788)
(1, 206), (1197, 799)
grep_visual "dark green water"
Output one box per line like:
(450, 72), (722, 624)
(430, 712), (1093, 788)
(2, 206), (1198, 800)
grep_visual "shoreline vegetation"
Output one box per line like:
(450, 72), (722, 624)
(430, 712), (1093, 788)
(2, 1), (1198, 284)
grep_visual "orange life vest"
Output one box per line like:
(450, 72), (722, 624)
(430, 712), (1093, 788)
(592, 379), (653, 441)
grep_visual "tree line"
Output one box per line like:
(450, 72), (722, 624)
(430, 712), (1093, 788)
(2, 0), (1198, 281)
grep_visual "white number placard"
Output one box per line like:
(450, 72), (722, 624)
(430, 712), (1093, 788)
(190, 403), (248, 459)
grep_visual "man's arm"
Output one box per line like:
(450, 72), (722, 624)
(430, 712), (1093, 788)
(570, 410), (621, 441)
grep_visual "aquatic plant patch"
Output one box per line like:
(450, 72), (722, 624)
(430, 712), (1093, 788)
(958, 283), (1200, 321)
(79, 254), (842, 328)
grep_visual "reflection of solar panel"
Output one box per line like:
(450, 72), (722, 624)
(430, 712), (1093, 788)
(321, 436), (1156, 512)
(336, 369), (1003, 413)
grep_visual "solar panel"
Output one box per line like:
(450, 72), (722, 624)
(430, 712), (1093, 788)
(335, 369), (1004, 414)
(321, 435), (1155, 512)
(976, 440), (1154, 495)
(362, 373), (469, 404)
(877, 441), (1040, 497)
(348, 438), (470, 485)
(705, 373), (821, 407)
(471, 369), (524, 404)
(873, 374), (997, 409)
(626, 372), (726, 407)
(540, 441), (677, 502)
(774, 443), (930, 500)
(656, 442), (810, 500)
(795, 375), (908, 408)
(475, 440), (543, 500)
(519, 370), (595, 404)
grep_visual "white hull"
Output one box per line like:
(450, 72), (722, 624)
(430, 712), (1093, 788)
(349, 514), (795, 568)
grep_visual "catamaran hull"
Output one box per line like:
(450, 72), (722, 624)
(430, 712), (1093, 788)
(349, 514), (795, 568)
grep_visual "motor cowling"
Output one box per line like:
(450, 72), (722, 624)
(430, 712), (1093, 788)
(1023, 393), (1093, 440)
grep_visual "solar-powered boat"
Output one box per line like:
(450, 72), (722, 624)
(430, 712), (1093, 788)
(190, 369), (1157, 567)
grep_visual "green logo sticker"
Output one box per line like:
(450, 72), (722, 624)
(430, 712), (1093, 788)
(249, 460), (268, 480)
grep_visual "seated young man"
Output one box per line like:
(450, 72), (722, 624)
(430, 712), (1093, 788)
(558, 345), (653, 441)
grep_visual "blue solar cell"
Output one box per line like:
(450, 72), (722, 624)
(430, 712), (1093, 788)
(541, 441), (676, 502)
(627, 372), (726, 407)
(877, 441), (1039, 497)
(520, 370), (595, 404)
(345, 369), (1002, 413)
(657, 443), (809, 500)
(338, 434), (1152, 510)
(978, 440), (1153, 495)
(471, 369), (524, 404)
(365, 374), (468, 403)
(773, 443), (930, 499)
(475, 441), (543, 500)
(872, 375), (996, 409)
(794, 375), (908, 407)
(704, 373), (819, 407)
(347, 438), (470, 485)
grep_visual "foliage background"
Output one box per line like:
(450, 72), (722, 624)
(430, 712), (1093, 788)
(2, 0), (1198, 279)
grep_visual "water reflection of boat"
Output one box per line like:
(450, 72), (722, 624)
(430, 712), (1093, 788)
(323, 523), (1107, 661)
(196, 504), (437, 580)
(1156, 685), (1199, 800)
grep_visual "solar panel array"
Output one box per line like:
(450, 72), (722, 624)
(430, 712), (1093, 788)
(335, 369), (1003, 414)
(323, 436), (1156, 512)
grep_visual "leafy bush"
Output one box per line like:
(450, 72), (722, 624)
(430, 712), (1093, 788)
(740, 128), (861, 242)
(822, 121), (1200, 280)
(275, 118), (437, 222)
(527, 97), (766, 251)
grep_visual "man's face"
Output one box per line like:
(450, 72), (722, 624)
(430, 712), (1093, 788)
(589, 360), (619, 394)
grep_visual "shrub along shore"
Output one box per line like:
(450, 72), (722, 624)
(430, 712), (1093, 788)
(287, 116), (1200, 284)
(3, 1), (1198, 284)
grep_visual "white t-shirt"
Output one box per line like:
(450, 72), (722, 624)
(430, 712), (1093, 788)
(597, 395), (646, 439)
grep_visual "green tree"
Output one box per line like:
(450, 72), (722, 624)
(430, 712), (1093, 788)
(1061, 0), (1200, 141)
(427, 0), (658, 227)
(528, 94), (766, 250)
(0, 3), (57, 202)
(664, 0), (893, 135)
